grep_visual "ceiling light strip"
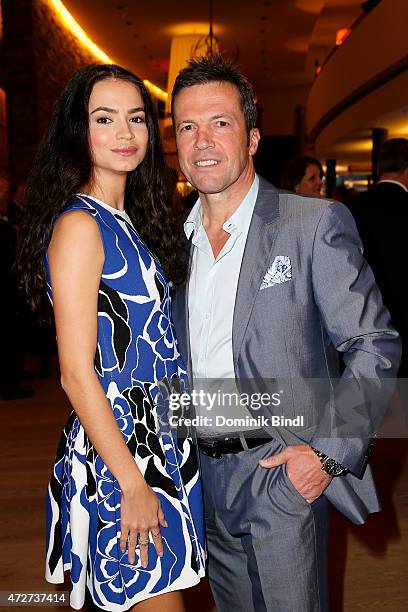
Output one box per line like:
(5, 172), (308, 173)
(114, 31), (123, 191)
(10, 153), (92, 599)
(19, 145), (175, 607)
(47, 0), (168, 101)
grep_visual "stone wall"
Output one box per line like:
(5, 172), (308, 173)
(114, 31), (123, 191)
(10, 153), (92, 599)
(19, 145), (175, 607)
(0, 88), (8, 183)
(2, 0), (38, 187)
(32, 0), (96, 138)
(2, 0), (98, 187)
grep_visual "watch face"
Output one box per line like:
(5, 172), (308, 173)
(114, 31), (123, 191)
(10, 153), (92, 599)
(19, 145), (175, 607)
(324, 458), (345, 477)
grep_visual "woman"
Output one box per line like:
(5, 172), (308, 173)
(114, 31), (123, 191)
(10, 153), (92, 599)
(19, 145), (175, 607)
(281, 156), (324, 197)
(18, 64), (205, 611)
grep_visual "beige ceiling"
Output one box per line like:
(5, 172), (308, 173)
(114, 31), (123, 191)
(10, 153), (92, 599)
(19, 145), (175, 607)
(63, 0), (362, 95)
(63, 0), (401, 171)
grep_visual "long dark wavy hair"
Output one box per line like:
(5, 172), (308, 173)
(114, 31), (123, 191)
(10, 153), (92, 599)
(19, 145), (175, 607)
(18, 63), (186, 316)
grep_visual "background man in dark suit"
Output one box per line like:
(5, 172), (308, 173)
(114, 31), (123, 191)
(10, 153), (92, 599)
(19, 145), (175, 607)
(348, 138), (408, 380)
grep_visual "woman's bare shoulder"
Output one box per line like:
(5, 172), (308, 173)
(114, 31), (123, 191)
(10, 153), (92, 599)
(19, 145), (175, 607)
(49, 209), (104, 262)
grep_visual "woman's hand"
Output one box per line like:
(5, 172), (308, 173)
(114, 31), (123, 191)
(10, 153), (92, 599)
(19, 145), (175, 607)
(120, 480), (168, 567)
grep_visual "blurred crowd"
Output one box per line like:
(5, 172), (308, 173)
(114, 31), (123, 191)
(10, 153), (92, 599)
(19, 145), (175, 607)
(0, 184), (54, 400)
(278, 139), (408, 387)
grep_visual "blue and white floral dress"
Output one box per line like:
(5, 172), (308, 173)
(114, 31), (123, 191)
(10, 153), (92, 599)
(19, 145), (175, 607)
(45, 195), (205, 611)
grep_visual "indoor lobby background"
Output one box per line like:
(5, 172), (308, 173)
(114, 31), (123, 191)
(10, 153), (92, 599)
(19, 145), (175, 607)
(0, 0), (407, 610)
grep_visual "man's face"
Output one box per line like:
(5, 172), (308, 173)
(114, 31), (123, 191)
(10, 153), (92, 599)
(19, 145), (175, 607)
(173, 81), (259, 196)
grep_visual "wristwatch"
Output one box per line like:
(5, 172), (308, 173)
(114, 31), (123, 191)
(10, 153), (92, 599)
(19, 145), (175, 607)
(311, 447), (346, 477)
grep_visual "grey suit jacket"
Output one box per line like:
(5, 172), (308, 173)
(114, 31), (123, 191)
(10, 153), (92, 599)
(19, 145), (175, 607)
(172, 176), (401, 524)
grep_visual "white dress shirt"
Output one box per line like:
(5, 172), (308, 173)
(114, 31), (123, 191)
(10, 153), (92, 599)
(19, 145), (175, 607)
(184, 175), (260, 435)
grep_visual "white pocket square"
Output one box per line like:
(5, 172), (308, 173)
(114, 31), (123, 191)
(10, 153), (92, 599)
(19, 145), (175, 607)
(260, 255), (292, 290)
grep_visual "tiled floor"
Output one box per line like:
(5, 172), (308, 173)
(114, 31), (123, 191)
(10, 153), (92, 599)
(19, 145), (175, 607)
(0, 370), (406, 611)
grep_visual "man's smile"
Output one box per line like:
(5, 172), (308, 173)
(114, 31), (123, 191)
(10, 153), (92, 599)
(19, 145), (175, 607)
(193, 159), (220, 167)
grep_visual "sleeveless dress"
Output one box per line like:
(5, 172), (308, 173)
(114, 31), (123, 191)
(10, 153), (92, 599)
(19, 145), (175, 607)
(45, 195), (205, 611)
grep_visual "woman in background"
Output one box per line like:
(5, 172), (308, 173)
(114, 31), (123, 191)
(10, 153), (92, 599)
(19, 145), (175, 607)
(18, 64), (205, 611)
(281, 155), (324, 197)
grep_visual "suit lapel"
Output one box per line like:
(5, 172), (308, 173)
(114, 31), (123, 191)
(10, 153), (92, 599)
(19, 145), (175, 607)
(232, 178), (280, 368)
(184, 235), (194, 382)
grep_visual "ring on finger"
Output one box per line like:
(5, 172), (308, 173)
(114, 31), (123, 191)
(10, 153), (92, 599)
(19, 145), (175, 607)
(139, 539), (150, 546)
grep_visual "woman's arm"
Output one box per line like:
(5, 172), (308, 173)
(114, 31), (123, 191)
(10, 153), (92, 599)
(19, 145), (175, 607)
(48, 211), (165, 566)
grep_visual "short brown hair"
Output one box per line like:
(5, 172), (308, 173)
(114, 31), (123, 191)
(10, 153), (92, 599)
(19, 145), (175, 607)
(171, 54), (257, 135)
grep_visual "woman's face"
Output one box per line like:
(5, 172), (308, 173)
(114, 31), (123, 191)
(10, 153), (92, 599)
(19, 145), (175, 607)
(88, 78), (149, 180)
(295, 163), (323, 197)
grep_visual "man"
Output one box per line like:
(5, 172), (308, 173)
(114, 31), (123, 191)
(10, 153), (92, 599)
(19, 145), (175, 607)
(348, 138), (408, 380)
(171, 56), (400, 611)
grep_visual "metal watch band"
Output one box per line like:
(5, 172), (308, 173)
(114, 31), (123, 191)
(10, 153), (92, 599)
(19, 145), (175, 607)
(311, 447), (346, 477)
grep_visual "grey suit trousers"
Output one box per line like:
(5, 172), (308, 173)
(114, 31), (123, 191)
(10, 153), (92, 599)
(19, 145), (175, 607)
(199, 439), (329, 612)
